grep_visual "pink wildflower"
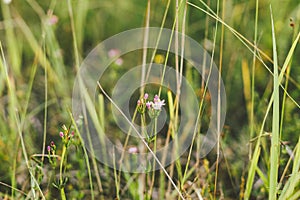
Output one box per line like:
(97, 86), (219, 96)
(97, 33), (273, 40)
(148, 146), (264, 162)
(128, 146), (138, 154)
(59, 131), (64, 138)
(144, 93), (149, 99)
(108, 49), (120, 58)
(146, 101), (152, 109)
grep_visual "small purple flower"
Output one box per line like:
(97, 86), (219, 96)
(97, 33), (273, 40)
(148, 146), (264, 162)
(48, 15), (58, 25)
(154, 95), (159, 102)
(128, 146), (138, 154)
(50, 141), (55, 146)
(47, 146), (51, 152)
(144, 93), (149, 100)
(59, 131), (64, 138)
(153, 99), (165, 110)
(137, 99), (141, 106)
(71, 131), (75, 137)
(146, 101), (152, 109)
(115, 58), (123, 66)
(108, 49), (120, 58)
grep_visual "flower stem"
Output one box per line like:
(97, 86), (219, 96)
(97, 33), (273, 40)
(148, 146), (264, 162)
(60, 187), (66, 200)
(59, 145), (67, 200)
(148, 119), (157, 198)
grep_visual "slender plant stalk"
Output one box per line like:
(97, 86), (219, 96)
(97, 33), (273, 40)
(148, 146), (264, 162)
(59, 145), (67, 200)
(174, 0), (185, 191)
(214, 0), (224, 198)
(140, 0), (150, 95)
(148, 119), (158, 198)
(250, 0), (259, 159)
(67, 0), (80, 70)
(112, 149), (120, 200)
(75, 0), (89, 53)
(242, 1), (259, 198)
(42, 35), (48, 164)
(163, 91), (175, 198)
(269, 6), (280, 200)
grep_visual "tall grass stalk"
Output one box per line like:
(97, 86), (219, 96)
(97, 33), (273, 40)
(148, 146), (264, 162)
(75, 0), (90, 54)
(42, 36), (48, 163)
(163, 91), (175, 199)
(173, 0), (186, 191)
(269, 6), (280, 200)
(112, 148), (120, 200)
(67, 0), (80, 70)
(140, 0), (150, 96)
(148, 119), (158, 198)
(214, 0), (224, 197)
(243, 0), (259, 198)
(250, 0), (259, 159)
(59, 145), (67, 200)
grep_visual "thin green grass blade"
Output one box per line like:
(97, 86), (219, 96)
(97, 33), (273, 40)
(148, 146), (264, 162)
(278, 31), (300, 83)
(75, 0), (90, 53)
(278, 136), (300, 200)
(269, 6), (280, 200)
(255, 165), (268, 188)
(244, 146), (261, 199)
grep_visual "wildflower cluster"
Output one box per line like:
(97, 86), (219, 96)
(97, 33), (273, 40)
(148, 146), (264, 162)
(137, 93), (165, 118)
(59, 124), (75, 147)
(47, 141), (57, 168)
(46, 125), (75, 169)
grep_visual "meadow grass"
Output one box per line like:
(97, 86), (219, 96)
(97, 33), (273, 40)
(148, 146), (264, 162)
(0, 0), (300, 199)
